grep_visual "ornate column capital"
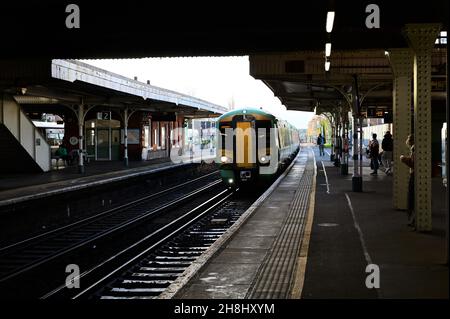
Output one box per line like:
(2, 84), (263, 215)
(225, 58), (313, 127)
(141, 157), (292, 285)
(403, 23), (441, 53)
(387, 48), (413, 77)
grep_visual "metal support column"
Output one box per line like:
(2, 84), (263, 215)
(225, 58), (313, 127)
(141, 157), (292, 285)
(352, 75), (362, 192)
(330, 121), (335, 162)
(341, 117), (349, 175)
(78, 103), (85, 174)
(388, 49), (413, 210)
(404, 24), (441, 231)
(359, 116), (363, 177)
(123, 108), (129, 167)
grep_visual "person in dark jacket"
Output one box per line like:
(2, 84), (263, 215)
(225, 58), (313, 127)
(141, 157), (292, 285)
(369, 133), (380, 175)
(400, 134), (415, 229)
(317, 133), (325, 156)
(381, 131), (393, 175)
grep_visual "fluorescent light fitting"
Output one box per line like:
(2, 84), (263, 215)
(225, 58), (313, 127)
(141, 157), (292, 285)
(325, 61), (331, 71)
(325, 43), (332, 57)
(326, 11), (335, 33)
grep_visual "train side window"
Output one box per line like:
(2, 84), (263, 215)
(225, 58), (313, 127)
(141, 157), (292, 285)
(256, 120), (272, 151)
(219, 122), (231, 153)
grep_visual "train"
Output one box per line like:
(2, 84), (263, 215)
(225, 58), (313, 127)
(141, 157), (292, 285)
(216, 108), (300, 187)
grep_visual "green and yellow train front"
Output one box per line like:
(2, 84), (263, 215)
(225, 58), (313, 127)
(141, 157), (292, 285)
(216, 109), (279, 187)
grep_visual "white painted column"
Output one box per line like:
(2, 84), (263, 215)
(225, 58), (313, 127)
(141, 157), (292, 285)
(78, 103), (85, 173)
(124, 107), (129, 167)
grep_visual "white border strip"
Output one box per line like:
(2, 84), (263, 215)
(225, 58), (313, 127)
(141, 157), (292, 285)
(158, 150), (302, 299)
(321, 160), (330, 194)
(344, 193), (372, 265)
(345, 193), (383, 298)
(0, 162), (189, 208)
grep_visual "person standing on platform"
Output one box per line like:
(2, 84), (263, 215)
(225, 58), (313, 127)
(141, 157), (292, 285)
(382, 131), (394, 175)
(369, 133), (380, 175)
(400, 134), (415, 229)
(55, 143), (69, 165)
(317, 133), (325, 156)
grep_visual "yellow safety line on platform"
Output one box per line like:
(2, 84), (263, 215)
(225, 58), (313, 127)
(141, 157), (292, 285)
(290, 148), (317, 299)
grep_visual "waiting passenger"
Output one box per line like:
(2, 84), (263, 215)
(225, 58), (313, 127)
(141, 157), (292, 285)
(68, 149), (79, 165)
(400, 134), (415, 230)
(55, 143), (69, 165)
(382, 131), (393, 175)
(369, 133), (380, 176)
(317, 133), (325, 156)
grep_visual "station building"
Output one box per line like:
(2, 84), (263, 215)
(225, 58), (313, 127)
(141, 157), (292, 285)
(0, 59), (226, 173)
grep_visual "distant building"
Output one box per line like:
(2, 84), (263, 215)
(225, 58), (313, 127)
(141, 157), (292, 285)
(298, 129), (307, 143)
(307, 115), (330, 144)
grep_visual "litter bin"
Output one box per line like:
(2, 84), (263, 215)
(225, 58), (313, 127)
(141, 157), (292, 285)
(340, 163), (348, 175)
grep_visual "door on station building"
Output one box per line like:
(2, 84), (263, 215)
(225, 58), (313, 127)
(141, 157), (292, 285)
(85, 119), (121, 161)
(97, 128), (110, 160)
(111, 128), (120, 160)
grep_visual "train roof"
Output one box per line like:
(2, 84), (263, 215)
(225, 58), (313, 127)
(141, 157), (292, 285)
(217, 108), (276, 122)
(217, 108), (298, 131)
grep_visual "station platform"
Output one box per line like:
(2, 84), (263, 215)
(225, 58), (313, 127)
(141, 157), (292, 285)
(164, 145), (448, 299)
(0, 154), (214, 206)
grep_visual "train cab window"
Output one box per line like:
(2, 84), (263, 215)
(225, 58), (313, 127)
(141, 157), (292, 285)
(219, 122), (232, 152)
(256, 120), (272, 151)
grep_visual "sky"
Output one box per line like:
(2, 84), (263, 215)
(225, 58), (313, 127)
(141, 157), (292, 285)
(80, 57), (315, 129)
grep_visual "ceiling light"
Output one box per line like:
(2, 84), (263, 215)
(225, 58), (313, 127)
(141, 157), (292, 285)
(325, 43), (332, 57)
(326, 11), (335, 33)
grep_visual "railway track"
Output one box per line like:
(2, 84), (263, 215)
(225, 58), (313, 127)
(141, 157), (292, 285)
(0, 171), (221, 287)
(44, 188), (258, 300)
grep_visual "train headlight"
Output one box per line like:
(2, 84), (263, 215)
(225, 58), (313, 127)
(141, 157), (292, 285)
(228, 178), (234, 184)
(220, 156), (228, 163)
(259, 155), (270, 163)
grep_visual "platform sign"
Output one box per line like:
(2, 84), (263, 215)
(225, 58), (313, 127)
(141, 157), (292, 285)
(367, 107), (385, 118)
(97, 112), (111, 120)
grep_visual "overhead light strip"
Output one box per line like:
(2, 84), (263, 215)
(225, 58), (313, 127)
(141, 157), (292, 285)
(325, 43), (332, 57)
(326, 11), (335, 33)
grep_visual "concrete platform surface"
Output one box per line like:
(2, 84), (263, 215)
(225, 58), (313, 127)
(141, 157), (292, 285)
(170, 145), (448, 299)
(302, 146), (448, 299)
(175, 148), (315, 299)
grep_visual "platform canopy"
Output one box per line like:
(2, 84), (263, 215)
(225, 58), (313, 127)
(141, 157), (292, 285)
(249, 49), (447, 114)
(1, 59), (227, 118)
(0, 1), (447, 116)
(0, 1), (447, 59)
